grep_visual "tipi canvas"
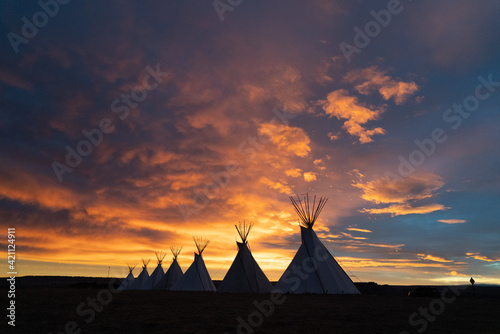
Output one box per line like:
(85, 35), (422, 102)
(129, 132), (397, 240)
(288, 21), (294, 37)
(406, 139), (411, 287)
(117, 264), (136, 291)
(129, 258), (150, 290)
(218, 221), (273, 293)
(171, 237), (216, 292)
(154, 246), (184, 290)
(273, 194), (360, 294)
(142, 251), (166, 290)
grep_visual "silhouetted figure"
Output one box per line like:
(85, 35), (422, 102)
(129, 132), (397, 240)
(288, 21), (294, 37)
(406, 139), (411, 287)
(470, 277), (475, 296)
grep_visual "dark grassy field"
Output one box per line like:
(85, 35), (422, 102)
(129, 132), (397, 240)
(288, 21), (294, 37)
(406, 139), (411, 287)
(2, 277), (500, 333)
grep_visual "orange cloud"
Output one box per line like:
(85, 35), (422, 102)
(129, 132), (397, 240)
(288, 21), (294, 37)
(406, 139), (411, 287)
(313, 159), (326, 171)
(334, 257), (455, 269)
(466, 252), (498, 262)
(438, 219), (467, 224)
(418, 254), (453, 263)
(258, 123), (311, 157)
(346, 227), (372, 233)
(327, 131), (340, 141)
(320, 89), (385, 143)
(303, 172), (317, 182)
(285, 168), (302, 177)
(344, 67), (419, 105)
(447, 271), (468, 277)
(354, 173), (448, 216)
(363, 204), (448, 216)
(354, 172), (444, 204)
(341, 232), (367, 240)
(0, 170), (81, 210)
(259, 177), (294, 195)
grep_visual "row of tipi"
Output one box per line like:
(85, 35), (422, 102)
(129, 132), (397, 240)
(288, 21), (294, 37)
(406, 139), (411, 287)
(118, 194), (360, 294)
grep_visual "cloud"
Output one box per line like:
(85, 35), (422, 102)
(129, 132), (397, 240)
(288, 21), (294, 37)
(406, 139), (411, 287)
(354, 173), (448, 216)
(466, 252), (498, 262)
(343, 67), (419, 105)
(259, 177), (294, 195)
(363, 204), (448, 216)
(285, 168), (302, 177)
(303, 172), (317, 182)
(0, 67), (34, 90)
(337, 257), (454, 269)
(418, 254), (453, 263)
(320, 89), (385, 143)
(313, 159), (326, 171)
(438, 219), (467, 224)
(258, 123), (311, 157)
(354, 172), (444, 204)
(341, 232), (367, 240)
(346, 228), (372, 233)
(327, 132), (340, 141)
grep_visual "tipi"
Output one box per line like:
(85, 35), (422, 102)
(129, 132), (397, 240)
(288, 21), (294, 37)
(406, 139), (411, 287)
(154, 246), (184, 290)
(117, 264), (136, 291)
(171, 237), (216, 292)
(218, 221), (273, 293)
(142, 251), (166, 290)
(129, 258), (150, 290)
(273, 194), (360, 294)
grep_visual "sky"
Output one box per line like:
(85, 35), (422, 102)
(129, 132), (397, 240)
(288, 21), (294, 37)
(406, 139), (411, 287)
(1, 0), (499, 285)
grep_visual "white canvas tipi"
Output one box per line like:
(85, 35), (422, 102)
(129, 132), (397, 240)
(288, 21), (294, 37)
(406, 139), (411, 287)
(273, 194), (360, 294)
(171, 237), (216, 292)
(117, 264), (136, 291)
(154, 246), (184, 290)
(129, 258), (150, 290)
(218, 221), (273, 293)
(142, 251), (166, 290)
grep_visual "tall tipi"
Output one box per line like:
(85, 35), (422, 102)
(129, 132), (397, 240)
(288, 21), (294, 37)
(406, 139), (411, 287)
(154, 246), (184, 290)
(117, 264), (136, 291)
(218, 221), (273, 293)
(171, 237), (216, 292)
(273, 194), (360, 294)
(129, 258), (150, 290)
(142, 251), (166, 290)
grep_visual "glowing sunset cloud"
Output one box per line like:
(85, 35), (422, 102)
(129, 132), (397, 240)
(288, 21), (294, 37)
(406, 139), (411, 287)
(438, 219), (467, 224)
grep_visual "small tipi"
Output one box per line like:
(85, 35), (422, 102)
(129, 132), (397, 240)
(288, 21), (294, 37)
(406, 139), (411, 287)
(154, 246), (184, 290)
(117, 264), (136, 291)
(142, 251), (166, 290)
(171, 237), (216, 292)
(218, 221), (273, 293)
(129, 258), (150, 290)
(273, 194), (360, 294)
